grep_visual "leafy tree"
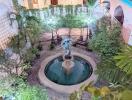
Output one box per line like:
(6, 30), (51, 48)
(89, 17), (121, 58)
(43, 16), (62, 46)
(24, 16), (42, 46)
(89, 17), (123, 83)
(65, 5), (73, 15)
(62, 14), (86, 37)
(87, 0), (97, 6)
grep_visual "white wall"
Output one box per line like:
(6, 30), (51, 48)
(128, 32), (132, 46)
(0, 0), (14, 11)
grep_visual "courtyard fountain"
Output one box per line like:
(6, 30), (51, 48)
(38, 37), (97, 93)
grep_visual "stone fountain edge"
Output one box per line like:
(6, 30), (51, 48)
(38, 52), (97, 94)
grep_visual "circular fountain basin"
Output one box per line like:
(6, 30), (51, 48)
(38, 52), (97, 94)
(45, 56), (92, 85)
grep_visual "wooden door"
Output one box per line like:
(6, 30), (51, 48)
(51, 0), (58, 5)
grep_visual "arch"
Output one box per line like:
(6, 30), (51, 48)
(114, 5), (124, 25)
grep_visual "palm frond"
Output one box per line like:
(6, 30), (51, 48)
(114, 46), (132, 74)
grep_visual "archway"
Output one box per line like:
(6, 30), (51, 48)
(114, 5), (124, 25)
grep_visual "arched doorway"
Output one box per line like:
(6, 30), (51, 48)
(114, 5), (124, 25)
(51, 0), (58, 5)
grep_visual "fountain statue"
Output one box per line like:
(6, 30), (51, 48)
(61, 37), (74, 75)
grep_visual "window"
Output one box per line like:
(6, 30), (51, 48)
(51, 0), (58, 5)
(83, 0), (86, 5)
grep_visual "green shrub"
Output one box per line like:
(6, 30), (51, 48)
(89, 21), (121, 58)
(0, 76), (48, 100)
(89, 17), (124, 83)
(15, 85), (48, 100)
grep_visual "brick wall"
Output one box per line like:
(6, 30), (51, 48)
(0, 1), (18, 50)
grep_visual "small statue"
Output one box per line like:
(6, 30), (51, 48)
(61, 37), (72, 59)
(61, 37), (74, 75)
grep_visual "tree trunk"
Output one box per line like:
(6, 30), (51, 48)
(16, 66), (18, 75)
(17, 34), (20, 54)
(69, 28), (71, 38)
(51, 31), (55, 44)
(86, 26), (89, 41)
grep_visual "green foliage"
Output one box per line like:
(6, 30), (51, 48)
(0, 76), (27, 97)
(24, 16), (42, 45)
(22, 48), (39, 63)
(89, 19), (121, 58)
(62, 14), (86, 28)
(43, 16), (62, 32)
(70, 91), (81, 100)
(0, 51), (18, 75)
(114, 45), (132, 75)
(0, 51), (6, 63)
(9, 33), (26, 53)
(120, 90), (132, 100)
(0, 76), (48, 100)
(70, 82), (132, 100)
(15, 85), (48, 100)
(89, 17), (124, 84)
(65, 5), (73, 14)
(12, 0), (20, 12)
(86, 0), (97, 6)
(70, 82), (111, 100)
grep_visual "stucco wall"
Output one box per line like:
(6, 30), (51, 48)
(58, 0), (83, 5)
(110, 0), (132, 45)
(0, 0), (14, 11)
(22, 0), (83, 9)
